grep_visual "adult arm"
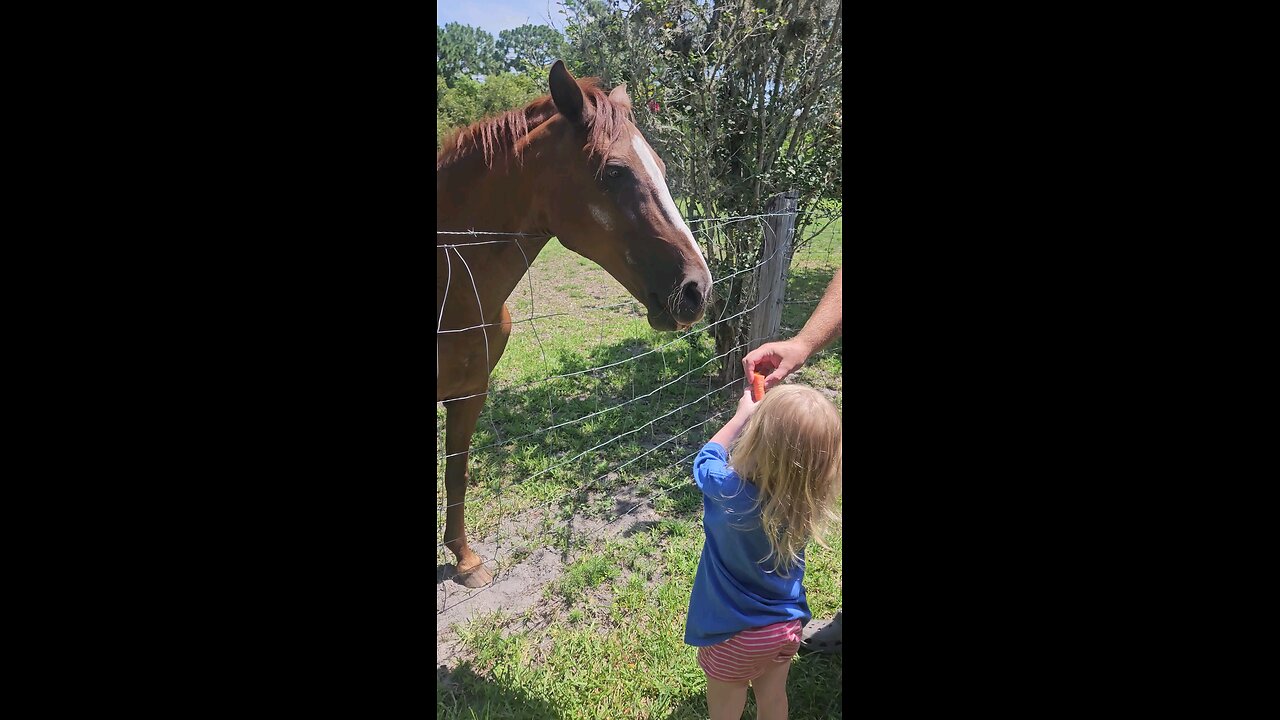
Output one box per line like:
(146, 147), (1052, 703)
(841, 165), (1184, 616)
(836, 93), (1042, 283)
(742, 266), (842, 387)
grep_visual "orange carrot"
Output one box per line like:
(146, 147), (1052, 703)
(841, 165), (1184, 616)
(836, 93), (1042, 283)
(751, 372), (766, 402)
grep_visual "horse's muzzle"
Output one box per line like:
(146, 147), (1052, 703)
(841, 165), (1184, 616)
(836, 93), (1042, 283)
(646, 300), (680, 331)
(647, 315), (682, 331)
(646, 278), (707, 330)
(673, 279), (708, 325)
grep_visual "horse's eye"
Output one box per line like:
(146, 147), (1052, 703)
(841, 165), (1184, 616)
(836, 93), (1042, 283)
(606, 167), (623, 179)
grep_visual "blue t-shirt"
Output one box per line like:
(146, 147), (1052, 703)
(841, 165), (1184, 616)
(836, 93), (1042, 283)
(684, 442), (810, 647)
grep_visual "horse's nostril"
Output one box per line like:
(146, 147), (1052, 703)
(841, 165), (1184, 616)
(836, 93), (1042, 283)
(681, 280), (704, 309)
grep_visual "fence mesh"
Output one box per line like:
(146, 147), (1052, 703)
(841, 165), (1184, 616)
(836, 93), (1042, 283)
(436, 205), (841, 615)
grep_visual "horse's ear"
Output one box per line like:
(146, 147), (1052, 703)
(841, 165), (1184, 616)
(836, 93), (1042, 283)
(608, 83), (631, 108)
(549, 60), (585, 124)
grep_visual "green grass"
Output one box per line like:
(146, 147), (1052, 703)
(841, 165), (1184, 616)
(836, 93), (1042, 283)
(553, 553), (622, 602)
(439, 525), (843, 719)
(438, 208), (843, 719)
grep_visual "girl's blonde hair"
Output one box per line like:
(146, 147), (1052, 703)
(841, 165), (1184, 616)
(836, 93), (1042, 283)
(729, 384), (842, 576)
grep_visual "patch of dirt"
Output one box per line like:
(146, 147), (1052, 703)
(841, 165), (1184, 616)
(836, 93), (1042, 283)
(436, 545), (565, 666)
(436, 484), (664, 669)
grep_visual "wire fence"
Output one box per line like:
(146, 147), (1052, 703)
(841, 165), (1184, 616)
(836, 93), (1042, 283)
(436, 202), (841, 615)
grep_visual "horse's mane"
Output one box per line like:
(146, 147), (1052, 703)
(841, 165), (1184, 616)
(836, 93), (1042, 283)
(436, 77), (634, 172)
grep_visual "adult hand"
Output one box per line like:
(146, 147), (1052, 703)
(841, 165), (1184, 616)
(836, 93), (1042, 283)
(742, 339), (812, 389)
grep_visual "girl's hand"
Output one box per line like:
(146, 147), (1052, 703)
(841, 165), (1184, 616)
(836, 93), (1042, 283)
(736, 386), (761, 419)
(709, 387), (762, 449)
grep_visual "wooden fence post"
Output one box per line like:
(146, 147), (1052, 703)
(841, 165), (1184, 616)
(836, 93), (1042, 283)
(748, 190), (799, 360)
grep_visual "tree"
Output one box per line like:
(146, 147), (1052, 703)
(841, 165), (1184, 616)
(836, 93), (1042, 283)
(435, 22), (552, 152)
(437, 22), (503, 86)
(561, 0), (844, 382)
(436, 73), (543, 151)
(561, 0), (633, 83)
(497, 24), (568, 76)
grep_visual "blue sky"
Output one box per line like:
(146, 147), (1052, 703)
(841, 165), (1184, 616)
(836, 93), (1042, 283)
(437, 0), (565, 39)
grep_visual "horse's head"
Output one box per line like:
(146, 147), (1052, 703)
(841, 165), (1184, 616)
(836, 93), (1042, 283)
(536, 61), (711, 332)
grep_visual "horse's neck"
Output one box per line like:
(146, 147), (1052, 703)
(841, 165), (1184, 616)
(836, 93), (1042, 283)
(438, 148), (553, 322)
(438, 237), (550, 324)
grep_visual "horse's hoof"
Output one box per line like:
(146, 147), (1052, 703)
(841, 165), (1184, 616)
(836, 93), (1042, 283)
(454, 563), (493, 588)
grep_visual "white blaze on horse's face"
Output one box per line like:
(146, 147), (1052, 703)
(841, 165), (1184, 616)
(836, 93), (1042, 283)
(629, 133), (711, 280)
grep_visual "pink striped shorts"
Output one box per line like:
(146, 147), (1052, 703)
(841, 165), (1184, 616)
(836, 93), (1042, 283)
(697, 619), (804, 682)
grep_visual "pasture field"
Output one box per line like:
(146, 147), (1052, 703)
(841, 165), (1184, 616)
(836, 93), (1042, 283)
(437, 215), (843, 719)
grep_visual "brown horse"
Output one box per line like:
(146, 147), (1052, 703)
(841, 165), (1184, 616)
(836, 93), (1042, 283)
(437, 61), (712, 587)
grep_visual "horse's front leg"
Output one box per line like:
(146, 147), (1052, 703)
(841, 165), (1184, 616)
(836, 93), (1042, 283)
(444, 393), (492, 588)
(442, 304), (513, 588)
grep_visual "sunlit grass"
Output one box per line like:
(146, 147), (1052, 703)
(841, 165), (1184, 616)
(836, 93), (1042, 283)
(438, 215), (843, 719)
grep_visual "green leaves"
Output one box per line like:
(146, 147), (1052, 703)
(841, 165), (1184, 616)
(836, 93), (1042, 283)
(437, 22), (503, 86)
(435, 22), (563, 151)
(436, 72), (542, 151)
(497, 24), (567, 78)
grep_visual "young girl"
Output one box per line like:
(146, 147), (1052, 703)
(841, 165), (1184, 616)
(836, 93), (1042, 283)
(685, 383), (842, 720)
